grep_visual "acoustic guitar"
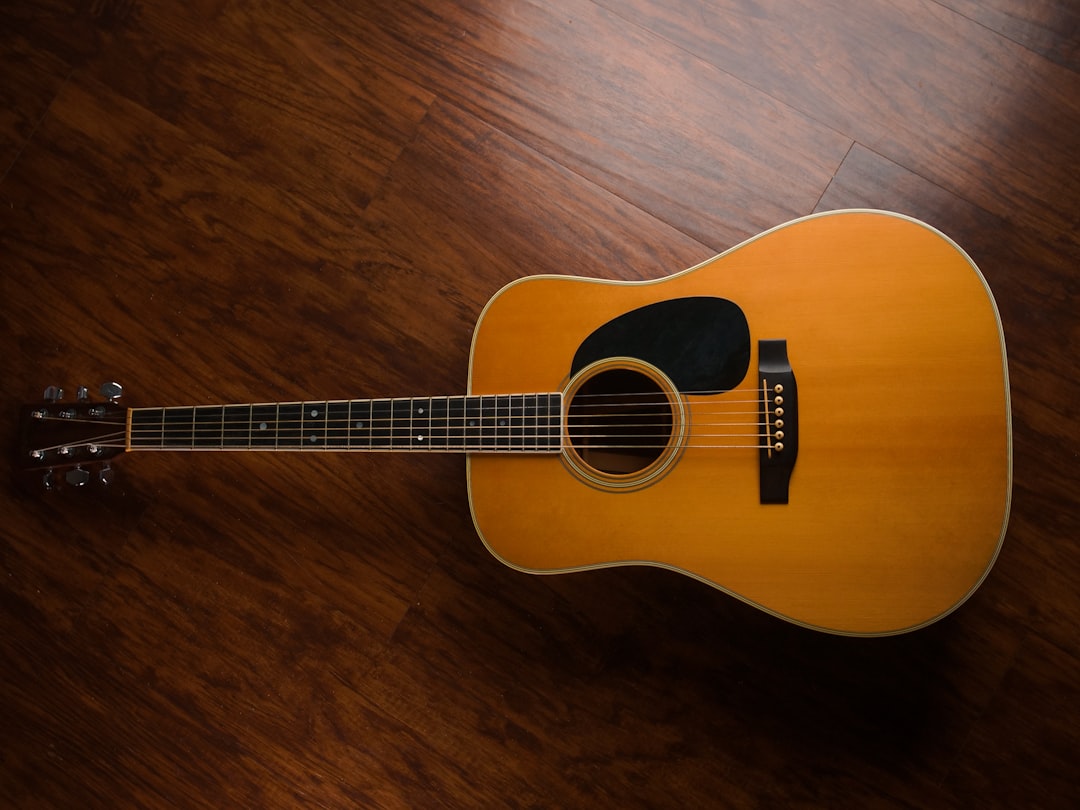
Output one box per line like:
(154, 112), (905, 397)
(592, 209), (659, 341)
(16, 210), (1012, 636)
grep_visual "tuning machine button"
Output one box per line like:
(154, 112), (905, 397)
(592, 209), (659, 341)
(65, 467), (91, 487)
(44, 385), (64, 402)
(99, 382), (123, 402)
(76, 386), (89, 402)
(98, 464), (115, 486)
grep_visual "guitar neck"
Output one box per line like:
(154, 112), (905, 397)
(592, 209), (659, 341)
(128, 393), (564, 453)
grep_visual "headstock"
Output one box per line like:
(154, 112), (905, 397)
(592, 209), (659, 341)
(15, 383), (128, 492)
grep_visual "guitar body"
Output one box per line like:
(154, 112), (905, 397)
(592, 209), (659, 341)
(467, 210), (1011, 635)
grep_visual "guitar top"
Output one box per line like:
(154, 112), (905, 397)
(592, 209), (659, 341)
(17, 210), (1011, 636)
(467, 210), (1011, 635)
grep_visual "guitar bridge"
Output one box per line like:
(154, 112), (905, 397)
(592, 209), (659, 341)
(759, 339), (798, 504)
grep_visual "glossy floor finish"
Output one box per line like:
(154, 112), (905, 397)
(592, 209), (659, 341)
(2, 1), (1078, 807)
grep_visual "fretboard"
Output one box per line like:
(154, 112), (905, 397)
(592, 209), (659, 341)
(128, 394), (563, 453)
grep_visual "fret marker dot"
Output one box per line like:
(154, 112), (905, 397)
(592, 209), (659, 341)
(416, 435), (425, 442)
(310, 408), (319, 417)
(355, 421), (365, 430)
(499, 419), (507, 427)
(469, 419), (477, 427)
(309, 434), (318, 443)
(259, 422), (268, 431)
(417, 407), (425, 415)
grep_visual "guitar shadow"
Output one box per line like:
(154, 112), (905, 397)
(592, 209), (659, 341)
(536, 564), (999, 778)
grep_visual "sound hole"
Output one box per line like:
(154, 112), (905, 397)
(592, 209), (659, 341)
(567, 368), (674, 475)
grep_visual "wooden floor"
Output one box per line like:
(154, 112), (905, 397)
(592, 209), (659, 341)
(3, 1), (1078, 807)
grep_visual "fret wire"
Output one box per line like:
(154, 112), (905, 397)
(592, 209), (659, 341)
(416, 397), (427, 448)
(359, 399), (372, 450)
(477, 395), (484, 451)
(432, 396), (448, 450)
(496, 395), (505, 449)
(326, 400), (346, 448)
(477, 395), (485, 451)
(449, 396), (465, 450)
(392, 398), (410, 449)
(527, 397), (535, 453)
(371, 399), (388, 448)
(513, 394), (523, 450)
(548, 393), (557, 451)
(465, 396), (479, 451)
(486, 395), (497, 450)
(421, 397), (432, 448)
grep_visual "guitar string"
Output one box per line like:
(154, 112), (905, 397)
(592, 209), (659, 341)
(62, 391), (770, 409)
(32, 433), (777, 452)
(36, 406), (770, 426)
(33, 441), (776, 451)
(70, 423), (777, 437)
(29, 390), (789, 452)
(34, 402), (776, 430)
(32, 413), (781, 438)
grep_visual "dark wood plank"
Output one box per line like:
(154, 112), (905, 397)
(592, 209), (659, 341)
(359, 99), (715, 287)
(1, 1), (111, 67)
(943, 631), (1080, 807)
(604, 0), (1080, 241)
(0, 71), (411, 402)
(359, 543), (1030, 808)
(939, 0), (1080, 71)
(0, 35), (70, 176)
(305, 0), (851, 249)
(74, 0), (435, 216)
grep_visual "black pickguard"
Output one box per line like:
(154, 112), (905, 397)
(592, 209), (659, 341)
(571, 297), (751, 393)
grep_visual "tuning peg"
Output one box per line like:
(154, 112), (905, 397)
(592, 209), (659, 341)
(76, 386), (89, 401)
(99, 381), (123, 402)
(98, 463), (115, 486)
(65, 466), (91, 487)
(42, 471), (56, 491)
(44, 385), (63, 402)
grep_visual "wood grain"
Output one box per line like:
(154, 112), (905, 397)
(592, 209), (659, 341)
(2, 0), (1078, 807)
(303, 0), (853, 248)
(607, 0), (1080, 240)
(0, 35), (70, 176)
(938, 0), (1080, 71)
